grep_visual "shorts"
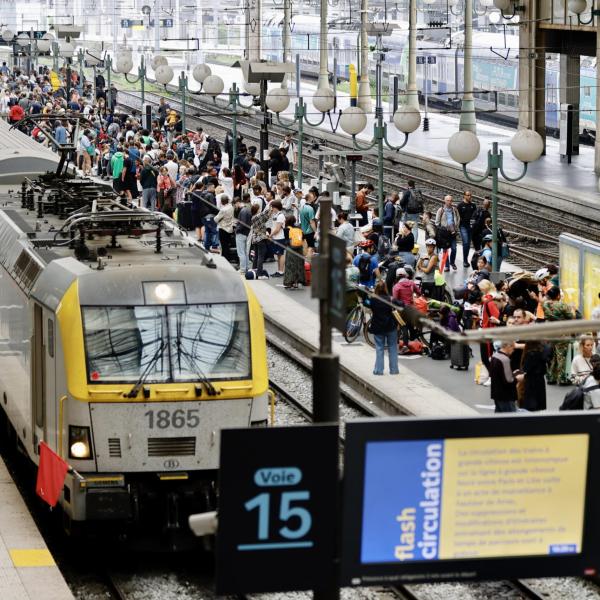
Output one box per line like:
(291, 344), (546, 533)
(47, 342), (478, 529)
(271, 240), (285, 256)
(304, 232), (315, 248)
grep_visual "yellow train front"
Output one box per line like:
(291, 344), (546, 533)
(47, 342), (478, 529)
(0, 219), (268, 541)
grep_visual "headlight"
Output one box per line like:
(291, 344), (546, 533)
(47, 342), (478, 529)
(69, 426), (93, 460)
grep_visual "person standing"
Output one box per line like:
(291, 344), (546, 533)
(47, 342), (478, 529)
(215, 195), (235, 263)
(489, 341), (523, 413)
(299, 192), (317, 257)
(268, 200), (286, 277)
(457, 190), (476, 268)
(400, 180), (424, 243)
(336, 211), (356, 248)
(520, 341), (547, 411)
(369, 281), (399, 376)
(435, 195), (460, 271)
(354, 183), (374, 226)
(416, 239), (439, 299)
(471, 197), (491, 251)
(279, 133), (297, 178)
(283, 216), (304, 289)
(235, 194), (252, 272)
(250, 202), (271, 278)
(543, 286), (575, 385)
(139, 156), (158, 210)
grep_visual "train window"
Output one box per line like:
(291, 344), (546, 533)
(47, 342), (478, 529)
(498, 92), (506, 105)
(47, 319), (54, 358)
(81, 303), (251, 383)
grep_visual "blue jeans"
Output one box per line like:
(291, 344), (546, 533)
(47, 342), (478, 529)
(441, 237), (457, 268)
(459, 225), (471, 265)
(495, 400), (517, 413)
(374, 329), (399, 375)
(236, 233), (249, 271)
(203, 216), (219, 249)
(142, 188), (157, 211)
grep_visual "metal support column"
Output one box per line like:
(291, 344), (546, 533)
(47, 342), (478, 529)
(259, 79), (269, 173)
(407, 0), (418, 110)
(459, 0), (476, 133)
(318, 0), (329, 89)
(357, 0), (372, 112)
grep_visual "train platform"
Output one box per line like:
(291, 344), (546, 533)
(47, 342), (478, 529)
(0, 458), (73, 599)
(145, 59), (600, 216)
(248, 244), (568, 416)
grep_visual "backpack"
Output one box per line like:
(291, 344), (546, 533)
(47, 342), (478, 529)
(436, 226), (452, 250)
(393, 203), (403, 227)
(560, 384), (600, 411)
(430, 342), (449, 360)
(289, 226), (303, 248)
(111, 152), (124, 179)
(357, 254), (372, 284)
(406, 189), (424, 214)
(470, 249), (482, 271)
(377, 234), (391, 257)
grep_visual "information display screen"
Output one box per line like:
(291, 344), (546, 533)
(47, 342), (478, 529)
(342, 415), (600, 585)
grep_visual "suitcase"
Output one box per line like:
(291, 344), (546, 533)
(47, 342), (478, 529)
(449, 341), (470, 370)
(304, 261), (311, 285)
(177, 200), (193, 230)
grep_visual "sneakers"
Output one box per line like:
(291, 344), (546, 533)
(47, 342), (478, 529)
(451, 263), (457, 271)
(483, 378), (491, 387)
(271, 272), (284, 278)
(463, 262), (470, 268)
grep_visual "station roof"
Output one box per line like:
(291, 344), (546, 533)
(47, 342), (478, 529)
(0, 119), (58, 183)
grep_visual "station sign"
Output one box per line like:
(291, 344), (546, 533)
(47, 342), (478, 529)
(216, 425), (339, 594)
(341, 414), (600, 586)
(329, 232), (347, 333)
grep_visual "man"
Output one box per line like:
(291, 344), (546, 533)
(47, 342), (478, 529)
(279, 133), (297, 175)
(110, 146), (126, 195)
(354, 183), (374, 226)
(400, 180), (424, 243)
(299, 192), (317, 257)
(457, 190), (476, 268)
(268, 200), (286, 277)
(336, 211), (356, 248)
(489, 341), (523, 413)
(140, 155), (159, 211)
(158, 97), (171, 129)
(471, 197), (491, 251)
(0, 62), (9, 76)
(54, 120), (68, 148)
(235, 193), (252, 273)
(435, 195), (460, 271)
(353, 240), (380, 288)
(164, 151), (178, 182)
(383, 193), (397, 233)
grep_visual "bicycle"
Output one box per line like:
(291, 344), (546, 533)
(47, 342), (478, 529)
(344, 287), (375, 347)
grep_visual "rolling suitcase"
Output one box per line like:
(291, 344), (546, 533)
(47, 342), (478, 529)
(304, 261), (312, 285)
(177, 201), (193, 230)
(449, 341), (470, 370)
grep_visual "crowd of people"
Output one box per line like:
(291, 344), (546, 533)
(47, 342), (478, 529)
(3, 60), (598, 416)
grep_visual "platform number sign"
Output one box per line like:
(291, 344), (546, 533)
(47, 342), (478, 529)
(216, 425), (339, 594)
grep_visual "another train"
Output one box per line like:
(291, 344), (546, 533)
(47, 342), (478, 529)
(0, 131), (268, 544)
(262, 15), (597, 138)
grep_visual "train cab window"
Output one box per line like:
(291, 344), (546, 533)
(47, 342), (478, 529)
(47, 319), (54, 358)
(81, 303), (251, 383)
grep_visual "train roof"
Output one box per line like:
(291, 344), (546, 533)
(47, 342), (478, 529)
(0, 178), (242, 303)
(0, 120), (59, 183)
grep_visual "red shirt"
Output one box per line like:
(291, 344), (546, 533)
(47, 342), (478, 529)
(481, 297), (500, 328)
(392, 279), (419, 306)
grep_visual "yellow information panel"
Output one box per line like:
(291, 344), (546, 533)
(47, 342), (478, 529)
(360, 434), (588, 563)
(439, 434), (588, 559)
(583, 251), (600, 320)
(560, 242), (580, 310)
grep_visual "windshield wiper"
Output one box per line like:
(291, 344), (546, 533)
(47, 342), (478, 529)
(174, 314), (219, 396)
(126, 340), (166, 398)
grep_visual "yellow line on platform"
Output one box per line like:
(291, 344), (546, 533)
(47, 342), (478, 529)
(9, 549), (55, 567)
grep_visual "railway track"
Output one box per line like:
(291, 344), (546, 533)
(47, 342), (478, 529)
(117, 85), (595, 270)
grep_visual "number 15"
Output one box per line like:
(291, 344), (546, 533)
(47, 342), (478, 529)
(245, 491), (312, 541)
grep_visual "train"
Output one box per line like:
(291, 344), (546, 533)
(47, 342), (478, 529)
(262, 15), (597, 138)
(0, 126), (269, 545)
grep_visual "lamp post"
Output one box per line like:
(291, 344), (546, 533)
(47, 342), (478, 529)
(448, 128), (544, 271)
(270, 87), (337, 187)
(60, 40), (75, 100)
(338, 30), (421, 218)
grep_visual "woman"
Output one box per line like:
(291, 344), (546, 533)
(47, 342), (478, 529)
(214, 195), (235, 263)
(583, 360), (600, 409)
(232, 164), (247, 199)
(219, 167), (234, 199)
(79, 129), (93, 175)
(395, 221), (415, 267)
(250, 202), (271, 277)
(520, 341), (547, 411)
(157, 165), (175, 212)
(543, 286), (575, 385)
(571, 335), (596, 385)
(416, 238), (439, 300)
(369, 281), (399, 376)
(283, 216), (304, 289)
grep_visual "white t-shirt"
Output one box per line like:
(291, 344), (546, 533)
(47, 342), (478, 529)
(280, 140), (296, 165)
(219, 175), (234, 199)
(165, 160), (178, 182)
(271, 211), (286, 240)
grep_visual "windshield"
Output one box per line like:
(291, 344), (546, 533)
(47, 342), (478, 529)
(82, 303), (251, 383)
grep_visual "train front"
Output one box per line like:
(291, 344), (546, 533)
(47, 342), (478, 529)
(53, 263), (268, 542)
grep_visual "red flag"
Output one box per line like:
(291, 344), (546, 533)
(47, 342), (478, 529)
(36, 442), (69, 507)
(438, 249), (449, 273)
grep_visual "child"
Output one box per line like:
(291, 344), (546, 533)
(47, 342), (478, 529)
(283, 215), (304, 289)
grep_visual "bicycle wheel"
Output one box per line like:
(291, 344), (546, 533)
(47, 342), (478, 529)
(344, 304), (364, 343)
(363, 316), (375, 348)
(416, 321), (433, 347)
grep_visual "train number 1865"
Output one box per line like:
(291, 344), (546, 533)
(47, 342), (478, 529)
(144, 409), (200, 429)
